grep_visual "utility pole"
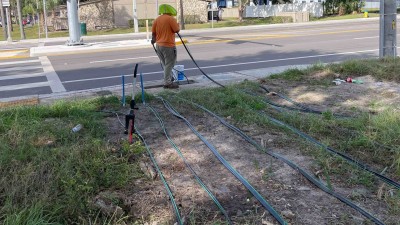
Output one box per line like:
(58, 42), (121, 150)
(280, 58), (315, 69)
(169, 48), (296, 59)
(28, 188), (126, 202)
(379, 0), (397, 57)
(43, 0), (48, 38)
(0, 0), (7, 40)
(179, 0), (184, 29)
(156, 0), (158, 16)
(132, 0), (138, 33)
(66, 0), (81, 45)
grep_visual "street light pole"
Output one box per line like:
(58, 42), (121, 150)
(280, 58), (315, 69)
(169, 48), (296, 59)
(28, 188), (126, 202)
(156, 0), (158, 15)
(66, 0), (81, 45)
(132, 0), (138, 33)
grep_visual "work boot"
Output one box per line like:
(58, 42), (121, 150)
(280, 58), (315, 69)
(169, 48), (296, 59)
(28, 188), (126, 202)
(163, 83), (179, 89)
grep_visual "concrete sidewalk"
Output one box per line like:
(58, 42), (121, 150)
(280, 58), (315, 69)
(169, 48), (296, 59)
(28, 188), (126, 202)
(30, 39), (151, 57)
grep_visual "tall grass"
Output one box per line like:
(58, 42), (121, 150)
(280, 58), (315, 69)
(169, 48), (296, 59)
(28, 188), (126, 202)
(0, 96), (144, 224)
(268, 58), (400, 83)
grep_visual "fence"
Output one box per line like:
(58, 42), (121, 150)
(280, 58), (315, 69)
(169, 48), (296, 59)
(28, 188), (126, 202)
(363, 1), (400, 9)
(245, 3), (324, 18)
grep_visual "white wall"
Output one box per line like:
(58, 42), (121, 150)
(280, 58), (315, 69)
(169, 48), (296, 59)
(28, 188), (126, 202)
(245, 3), (324, 18)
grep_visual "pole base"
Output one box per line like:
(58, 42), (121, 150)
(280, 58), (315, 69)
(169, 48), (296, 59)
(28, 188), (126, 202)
(66, 38), (84, 46)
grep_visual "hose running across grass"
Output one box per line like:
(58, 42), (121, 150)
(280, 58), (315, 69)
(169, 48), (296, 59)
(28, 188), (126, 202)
(257, 111), (400, 190)
(157, 97), (288, 225)
(171, 96), (385, 225)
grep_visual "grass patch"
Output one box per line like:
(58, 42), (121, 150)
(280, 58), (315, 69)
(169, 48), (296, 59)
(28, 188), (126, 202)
(0, 96), (144, 224)
(268, 58), (400, 83)
(0, 24), (151, 41)
(310, 12), (380, 21)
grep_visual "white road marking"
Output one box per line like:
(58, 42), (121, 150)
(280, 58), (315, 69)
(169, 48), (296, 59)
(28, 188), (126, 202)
(0, 82), (49, 91)
(354, 36), (379, 40)
(0, 72), (44, 81)
(0, 65), (42, 72)
(39, 56), (66, 93)
(63, 49), (380, 84)
(90, 56), (158, 64)
(0, 59), (40, 66)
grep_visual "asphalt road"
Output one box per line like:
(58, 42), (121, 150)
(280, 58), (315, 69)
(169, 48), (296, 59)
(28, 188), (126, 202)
(1, 18), (398, 100)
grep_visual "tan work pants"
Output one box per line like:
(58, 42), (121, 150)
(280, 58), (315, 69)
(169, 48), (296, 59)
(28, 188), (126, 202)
(156, 45), (177, 85)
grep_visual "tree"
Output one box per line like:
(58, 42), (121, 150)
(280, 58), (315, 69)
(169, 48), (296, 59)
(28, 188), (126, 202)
(323, 0), (362, 15)
(20, 0), (62, 34)
(16, 0), (26, 39)
(0, 0), (7, 39)
(238, 0), (249, 22)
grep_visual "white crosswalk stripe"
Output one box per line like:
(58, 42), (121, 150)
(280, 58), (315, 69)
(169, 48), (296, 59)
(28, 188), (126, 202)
(0, 57), (65, 99)
(0, 59), (40, 66)
(0, 65), (43, 73)
(0, 82), (49, 91)
(0, 72), (44, 81)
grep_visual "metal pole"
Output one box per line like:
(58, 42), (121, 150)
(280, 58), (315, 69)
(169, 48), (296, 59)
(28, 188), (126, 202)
(132, 0), (138, 33)
(379, 0), (397, 58)
(5, 7), (11, 42)
(156, 0), (158, 16)
(179, 0), (184, 29)
(43, 0), (48, 38)
(37, 0), (40, 40)
(66, 0), (81, 45)
(146, 19), (149, 41)
(211, 0), (214, 28)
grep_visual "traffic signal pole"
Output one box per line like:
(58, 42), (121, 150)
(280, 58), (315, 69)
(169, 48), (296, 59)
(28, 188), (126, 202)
(66, 0), (82, 45)
(379, 0), (397, 58)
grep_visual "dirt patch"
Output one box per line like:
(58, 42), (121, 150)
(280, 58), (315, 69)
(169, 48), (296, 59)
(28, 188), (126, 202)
(265, 75), (400, 115)
(103, 76), (399, 224)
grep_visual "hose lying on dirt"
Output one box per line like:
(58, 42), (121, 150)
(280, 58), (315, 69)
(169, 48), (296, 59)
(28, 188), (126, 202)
(146, 104), (233, 225)
(171, 96), (385, 225)
(158, 96), (288, 225)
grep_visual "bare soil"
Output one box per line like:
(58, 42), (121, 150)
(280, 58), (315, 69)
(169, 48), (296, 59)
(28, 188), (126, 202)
(104, 75), (399, 225)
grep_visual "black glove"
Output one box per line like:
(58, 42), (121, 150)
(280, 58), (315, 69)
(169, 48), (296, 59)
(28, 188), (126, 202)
(151, 39), (155, 45)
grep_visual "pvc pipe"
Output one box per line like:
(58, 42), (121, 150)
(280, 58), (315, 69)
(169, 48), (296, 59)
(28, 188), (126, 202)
(122, 75), (125, 106)
(140, 72), (145, 104)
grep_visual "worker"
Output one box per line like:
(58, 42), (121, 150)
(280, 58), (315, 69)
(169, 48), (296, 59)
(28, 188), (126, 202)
(151, 4), (180, 89)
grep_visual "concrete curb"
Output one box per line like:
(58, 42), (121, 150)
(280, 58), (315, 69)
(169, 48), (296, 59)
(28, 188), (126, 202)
(0, 48), (30, 59)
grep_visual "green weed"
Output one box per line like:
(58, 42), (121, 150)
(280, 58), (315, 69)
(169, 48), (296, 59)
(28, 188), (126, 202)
(0, 97), (143, 224)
